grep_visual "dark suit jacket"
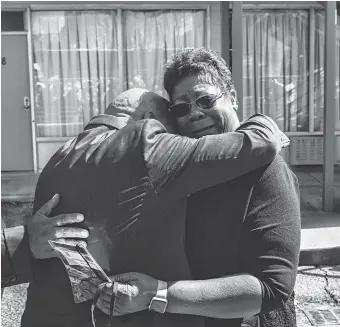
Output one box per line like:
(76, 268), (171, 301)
(4, 114), (281, 327)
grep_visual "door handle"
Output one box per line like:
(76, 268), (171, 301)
(24, 96), (31, 111)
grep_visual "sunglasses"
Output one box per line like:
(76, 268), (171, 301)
(169, 92), (225, 118)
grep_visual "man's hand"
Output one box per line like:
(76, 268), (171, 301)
(239, 114), (290, 153)
(82, 272), (158, 316)
(259, 115), (290, 149)
(280, 131), (290, 148)
(27, 194), (88, 259)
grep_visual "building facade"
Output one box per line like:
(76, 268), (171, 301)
(1, 1), (340, 173)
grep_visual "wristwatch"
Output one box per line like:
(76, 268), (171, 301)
(148, 280), (168, 313)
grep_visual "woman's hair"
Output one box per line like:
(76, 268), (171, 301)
(163, 48), (235, 100)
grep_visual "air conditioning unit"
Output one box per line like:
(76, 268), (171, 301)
(290, 136), (338, 165)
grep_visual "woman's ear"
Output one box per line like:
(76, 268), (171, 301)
(229, 89), (238, 111)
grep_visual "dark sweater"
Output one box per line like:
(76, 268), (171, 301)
(186, 155), (301, 327)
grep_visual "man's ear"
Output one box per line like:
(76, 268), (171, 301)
(144, 112), (156, 119)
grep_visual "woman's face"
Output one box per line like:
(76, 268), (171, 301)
(170, 75), (240, 138)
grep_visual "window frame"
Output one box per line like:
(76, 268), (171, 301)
(27, 3), (211, 136)
(239, 2), (340, 136)
(27, 4), (211, 140)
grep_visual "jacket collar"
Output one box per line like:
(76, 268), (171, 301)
(85, 114), (128, 130)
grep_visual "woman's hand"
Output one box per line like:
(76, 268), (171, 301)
(83, 272), (158, 316)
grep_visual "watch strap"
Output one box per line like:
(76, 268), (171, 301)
(149, 280), (168, 313)
(156, 280), (167, 300)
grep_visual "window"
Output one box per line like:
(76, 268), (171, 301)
(1, 11), (25, 31)
(314, 10), (340, 131)
(243, 10), (309, 132)
(31, 9), (207, 137)
(123, 10), (206, 97)
(32, 10), (121, 137)
(242, 9), (340, 133)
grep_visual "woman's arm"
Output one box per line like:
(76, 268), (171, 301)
(143, 115), (288, 197)
(83, 271), (262, 319)
(165, 274), (262, 318)
(238, 158), (301, 313)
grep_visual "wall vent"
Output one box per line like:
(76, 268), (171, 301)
(304, 308), (340, 326)
(290, 136), (338, 165)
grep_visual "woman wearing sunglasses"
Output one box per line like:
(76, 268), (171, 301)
(87, 48), (300, 327)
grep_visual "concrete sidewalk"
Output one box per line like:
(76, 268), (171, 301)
(294, 165), (340, 266)
(1, 172), (38, 202)
(295, 266), (340, 326)
(300, 211), (340, 266)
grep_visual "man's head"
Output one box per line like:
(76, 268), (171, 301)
(105, 88), (176, 133)
(164, 48), (240, 138)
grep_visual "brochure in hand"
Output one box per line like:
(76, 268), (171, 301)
(49, 240), (111, 303)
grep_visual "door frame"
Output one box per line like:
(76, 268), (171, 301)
(1, 8), (38, 173)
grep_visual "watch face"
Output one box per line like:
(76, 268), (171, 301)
(149, 298), (168, 313)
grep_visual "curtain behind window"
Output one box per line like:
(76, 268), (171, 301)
(243, 10), (309, 132)
(123, 10), (206, 98)
(32, 11), (120, 137)
(314, 10), (340, 131)
(32, 10), (206, 137)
